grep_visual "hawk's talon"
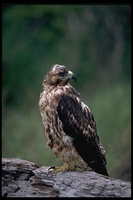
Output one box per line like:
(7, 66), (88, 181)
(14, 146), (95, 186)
(48, 166), (55, 171)
(47, 166), (55, 175)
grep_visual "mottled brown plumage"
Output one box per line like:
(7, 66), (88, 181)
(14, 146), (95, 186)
(39, 64), (108, 176)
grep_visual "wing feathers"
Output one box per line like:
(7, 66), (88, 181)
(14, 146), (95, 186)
(57, 94), (108, 176)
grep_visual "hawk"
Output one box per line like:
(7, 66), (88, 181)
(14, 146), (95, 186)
(39, 64), (108, 176)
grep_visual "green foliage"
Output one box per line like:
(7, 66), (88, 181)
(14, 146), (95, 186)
(2, 5), (131, 107)
(87, 81), (131, 181)
(2, 5), (131, 181)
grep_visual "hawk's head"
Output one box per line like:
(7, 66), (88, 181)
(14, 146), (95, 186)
(43, 64), (76, 87)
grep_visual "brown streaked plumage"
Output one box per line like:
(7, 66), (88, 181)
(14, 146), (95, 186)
(39, 64), (108, 176)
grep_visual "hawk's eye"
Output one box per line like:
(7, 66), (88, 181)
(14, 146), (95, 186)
(58, 71), (67, 77)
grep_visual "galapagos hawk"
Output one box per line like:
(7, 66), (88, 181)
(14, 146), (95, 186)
(39, 64), (108, 176)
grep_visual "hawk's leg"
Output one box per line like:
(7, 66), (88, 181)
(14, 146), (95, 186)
(48, 163), (76, 174)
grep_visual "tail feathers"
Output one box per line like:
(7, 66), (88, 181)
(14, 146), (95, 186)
(89, 162), (109, 176)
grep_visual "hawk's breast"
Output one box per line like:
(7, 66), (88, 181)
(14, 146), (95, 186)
(39, 92), (89, 169)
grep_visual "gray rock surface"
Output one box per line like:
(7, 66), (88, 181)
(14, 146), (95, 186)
(2, 157), (131, 197)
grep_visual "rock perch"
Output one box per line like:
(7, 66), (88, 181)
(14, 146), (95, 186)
(2, 158), (131, 197)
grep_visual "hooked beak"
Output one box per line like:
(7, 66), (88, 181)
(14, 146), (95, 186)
(68, 70), (76, 81)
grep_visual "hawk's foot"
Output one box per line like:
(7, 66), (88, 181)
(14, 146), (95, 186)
(48, 163), (76, 174)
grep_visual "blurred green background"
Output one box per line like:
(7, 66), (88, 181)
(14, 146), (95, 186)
(2, 5), (131, 181)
